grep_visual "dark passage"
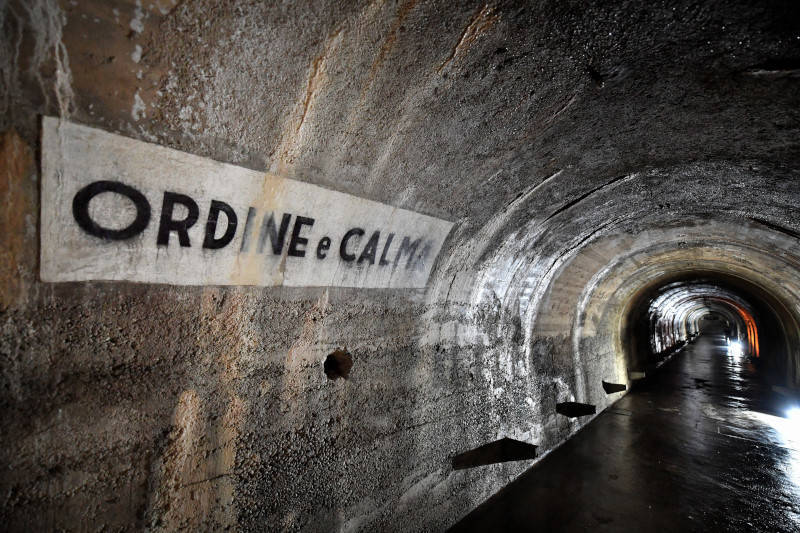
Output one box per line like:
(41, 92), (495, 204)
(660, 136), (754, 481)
(451, 335), (800, 532)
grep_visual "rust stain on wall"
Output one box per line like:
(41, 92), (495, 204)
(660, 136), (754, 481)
(297, 31), (340, 136)
(200, 288), (249, 530)
(286, 289), (331, 368)
(229, 173), (289, 286)
(148, 289), (252, 529)
(150, 389), (210, 531)
(437, 4), (499, 73)
(360, 0), (419, 100)
(274, 29), (344, 170)
(0, 130), (34, 310)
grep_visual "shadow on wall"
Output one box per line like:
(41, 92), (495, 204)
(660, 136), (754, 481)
(452, 438), (538, 470)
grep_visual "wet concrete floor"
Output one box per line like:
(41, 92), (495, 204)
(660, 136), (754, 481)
(451, 334), (800, 532)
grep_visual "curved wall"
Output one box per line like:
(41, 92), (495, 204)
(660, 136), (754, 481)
(2, 1), (800, 531)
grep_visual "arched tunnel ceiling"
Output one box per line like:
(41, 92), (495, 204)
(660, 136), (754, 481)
(3, 1), (800, 531)
(5, 0), (800, 252)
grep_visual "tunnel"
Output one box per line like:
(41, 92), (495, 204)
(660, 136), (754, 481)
(625, 272), (800, 384)
(1, 0), (800, 531)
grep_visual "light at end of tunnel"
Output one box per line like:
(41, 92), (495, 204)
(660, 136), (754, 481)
(727, 340), (744, 358)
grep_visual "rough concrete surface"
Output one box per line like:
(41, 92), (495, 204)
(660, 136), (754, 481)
(1, 0), (800, 531)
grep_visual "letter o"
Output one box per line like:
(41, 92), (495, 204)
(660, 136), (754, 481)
(72, 180), (151, 240)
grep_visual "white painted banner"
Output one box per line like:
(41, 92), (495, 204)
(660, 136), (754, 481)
(40, 118), (453, 288)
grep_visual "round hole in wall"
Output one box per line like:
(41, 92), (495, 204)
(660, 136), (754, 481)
(324, 349), (353, 380)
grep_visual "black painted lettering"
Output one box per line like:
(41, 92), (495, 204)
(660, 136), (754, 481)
(340, 228), (365, 261)
(288, 216), (315, 257)
(257, 213), (292, 254)
(72, 180), (151, 241)
(358, 231), (380, 265)
(316, 236), (331, 259)
(239, 207), (257, 252)
(394, 236), (421, 269)
(157, 191), (199, 247)
(202, 200), (238, 249)
(412, 242), (432, 271)
(379, 232), (394, 266)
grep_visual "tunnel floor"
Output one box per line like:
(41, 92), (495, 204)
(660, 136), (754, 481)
(451, 335), (800, 532)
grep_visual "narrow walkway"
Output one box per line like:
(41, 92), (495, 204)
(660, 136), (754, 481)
(451, 335), (800, 532)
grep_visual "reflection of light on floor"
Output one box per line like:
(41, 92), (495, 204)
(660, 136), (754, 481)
(748, 407), (800, 488)
(787, 408), (800, 437)
(726, 339), (744, 361)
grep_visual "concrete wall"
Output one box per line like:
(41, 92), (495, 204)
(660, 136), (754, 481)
(3, 0), (800, 531)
